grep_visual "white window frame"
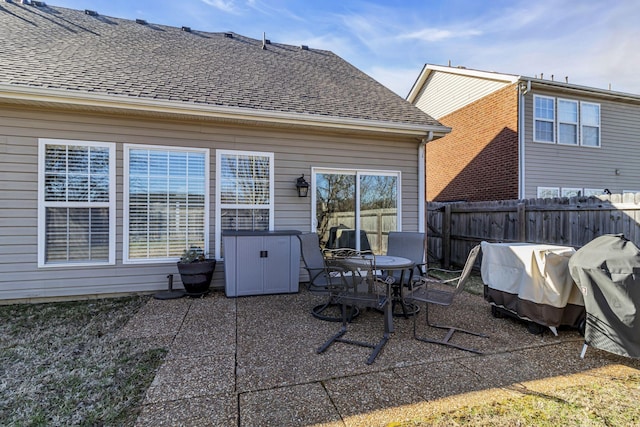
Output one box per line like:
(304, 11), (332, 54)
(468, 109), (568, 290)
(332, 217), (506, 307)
(37, 139), (116, 268)
(533, 95), (556, 143)
(311, 167), (402, 252)
(215, 150), (275, 259)
(557, 98), (578, 145)
(580, 101), (601, 147)
(561, 187), (582, 197)
(537, 186), (559, 198)
(123, 144), (210, 264)
(584, 188), (605, 197)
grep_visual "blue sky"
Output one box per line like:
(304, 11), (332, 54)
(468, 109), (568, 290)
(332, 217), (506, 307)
(49, 0), (640, 97)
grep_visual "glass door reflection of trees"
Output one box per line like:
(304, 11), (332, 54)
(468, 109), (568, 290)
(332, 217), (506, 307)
(314, 170), (398, 254)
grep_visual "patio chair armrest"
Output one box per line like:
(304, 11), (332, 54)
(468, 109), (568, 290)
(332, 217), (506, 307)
(415, 262), (427, 275)
(425, 268), (461, 284)
(408, 275), (433, 290)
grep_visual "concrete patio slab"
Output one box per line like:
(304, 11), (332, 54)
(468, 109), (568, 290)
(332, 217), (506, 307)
(144, 353), (236, 404)
(135, 393), (237, 426)
(239, 383), (342, 427)
(121, 286), (640, 426)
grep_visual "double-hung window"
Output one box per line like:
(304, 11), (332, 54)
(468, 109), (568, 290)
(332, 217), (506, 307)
(558, 99), (578, 145)
(215, 150), (274, 258)
(581, 102), (601, 147)
(124, 145), (209, 262)
(534, 95), (601, 148)
(534, 95), (555, 143)
(536, 187), (559, 198)
(38, 139), (116, 267)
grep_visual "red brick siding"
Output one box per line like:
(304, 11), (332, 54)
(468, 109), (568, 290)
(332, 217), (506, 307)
(426, 83), (519, 202)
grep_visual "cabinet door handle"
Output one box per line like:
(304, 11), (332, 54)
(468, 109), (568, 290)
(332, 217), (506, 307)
(260, 250), (268, 258)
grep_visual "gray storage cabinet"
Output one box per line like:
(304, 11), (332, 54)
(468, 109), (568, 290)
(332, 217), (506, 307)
(223, 230), (301, 297)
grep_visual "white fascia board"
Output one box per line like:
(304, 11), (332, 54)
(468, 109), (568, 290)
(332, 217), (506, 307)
(527, 79), (640, 103)
(0, 84), (449, 137)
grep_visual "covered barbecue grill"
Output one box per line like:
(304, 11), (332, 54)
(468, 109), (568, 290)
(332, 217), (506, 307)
(568, 234), (640, 358)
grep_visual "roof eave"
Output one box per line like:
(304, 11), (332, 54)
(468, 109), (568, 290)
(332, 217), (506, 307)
(0, 84), (449, 138)
(525, 78), (640, 103)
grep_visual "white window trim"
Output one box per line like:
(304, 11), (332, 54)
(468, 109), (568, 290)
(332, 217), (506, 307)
(37, 138), (116, 268)
(557, 98), (579, 146)
(311, 167), (402, 249)
(215, 149), (275, 259)
(584, 188), (605, 197)
(561, 187), (582, 197)
(123, 144), (210, 264)
(533, 95), (556, 143)
(536, 186), (559, 198)
(580, 101), (601, 148)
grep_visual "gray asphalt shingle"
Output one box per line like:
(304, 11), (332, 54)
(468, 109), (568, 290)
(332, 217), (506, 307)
(0, 2), (440, 127)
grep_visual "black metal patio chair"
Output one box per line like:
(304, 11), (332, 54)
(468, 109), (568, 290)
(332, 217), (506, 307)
(297, 233), (359, 322)
(384, 231), (427, 317)
(406, 244), (488, 354)
(317, 249), (394, 364)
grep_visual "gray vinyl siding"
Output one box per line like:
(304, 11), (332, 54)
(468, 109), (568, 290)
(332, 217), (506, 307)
(522, 88), (640, 198)
(0, 108), (420, 301)
(413, 71), (511, 119)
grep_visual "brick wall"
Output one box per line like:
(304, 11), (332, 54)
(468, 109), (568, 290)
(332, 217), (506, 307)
(426, 83), (519, 202)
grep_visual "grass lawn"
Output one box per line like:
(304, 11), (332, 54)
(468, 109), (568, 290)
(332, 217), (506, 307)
(0, 296), (166, 426)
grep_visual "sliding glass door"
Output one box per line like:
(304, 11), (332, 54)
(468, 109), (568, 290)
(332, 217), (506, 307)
(313, 168), (400, 254)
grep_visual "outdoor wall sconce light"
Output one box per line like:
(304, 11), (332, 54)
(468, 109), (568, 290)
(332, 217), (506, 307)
(296, 174), (310, 197)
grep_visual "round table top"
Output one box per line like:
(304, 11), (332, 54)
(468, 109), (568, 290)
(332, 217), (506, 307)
(356, 255), (414, 269)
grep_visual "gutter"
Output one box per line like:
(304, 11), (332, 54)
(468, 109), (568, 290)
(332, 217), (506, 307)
(0, 84), (449, 138)
(518, 80), (531, 198)
(418, 131), (433, 233)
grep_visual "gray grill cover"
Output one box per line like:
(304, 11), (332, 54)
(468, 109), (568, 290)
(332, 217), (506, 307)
(568, 234), (640, 358)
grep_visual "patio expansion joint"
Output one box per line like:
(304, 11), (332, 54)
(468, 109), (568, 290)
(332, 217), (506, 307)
(319, 380), (346, 425)
(233, 297), (240, 427)
(169, 298), (195, 347)
(449, 358), (487, 383)
(496, 337), (584, 355)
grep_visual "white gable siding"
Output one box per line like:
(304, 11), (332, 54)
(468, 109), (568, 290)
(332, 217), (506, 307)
(0, 107), (421, 301)
(523, 89), (640, 198)
(413, 71), (512, 119)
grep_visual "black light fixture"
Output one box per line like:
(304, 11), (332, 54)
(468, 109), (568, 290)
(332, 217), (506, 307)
(296, 174), (310, 197)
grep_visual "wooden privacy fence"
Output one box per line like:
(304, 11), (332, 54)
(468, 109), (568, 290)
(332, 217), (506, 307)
(427, 193), (640, 268)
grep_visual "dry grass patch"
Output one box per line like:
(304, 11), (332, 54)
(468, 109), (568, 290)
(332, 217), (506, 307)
(388, 373), (640, 426)
(0, 296), (167, 426)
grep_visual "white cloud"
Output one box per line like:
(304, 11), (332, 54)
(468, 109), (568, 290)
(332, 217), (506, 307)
(200, 0), (239, 14)
(400, 28), (482, 43)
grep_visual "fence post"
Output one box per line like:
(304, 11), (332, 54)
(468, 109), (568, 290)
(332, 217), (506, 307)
(443, 204), (451, 268)
(517, 202), (526, 241)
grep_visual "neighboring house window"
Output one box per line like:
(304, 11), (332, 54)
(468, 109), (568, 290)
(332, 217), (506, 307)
(215, 150), (274, 258)
(561, 187), (582, 197)
(534, 95), (555, 143)
(557, 99), (578, 145)
(124, 145), (209, 263)
(534, 96), (602, 148)
(584, 188), (606, 196)
(38, 139), (116, 267)
(537, 187), (559, 198)
(581, 102), (601, 147)
(313, 168), (400, 255)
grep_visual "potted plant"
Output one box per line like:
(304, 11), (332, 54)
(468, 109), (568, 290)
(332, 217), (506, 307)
(177, 247), (216, 297)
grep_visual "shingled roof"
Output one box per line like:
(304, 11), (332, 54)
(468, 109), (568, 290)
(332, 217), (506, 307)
(0, 2), (445, 134)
